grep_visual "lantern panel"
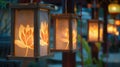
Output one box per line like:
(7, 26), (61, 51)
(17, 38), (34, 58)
(88, 20), (99, 42)
(55, 18), (69, 50)
(100, 23), (103, 42)
(72, 19), (77, 50)
(38, 9), (49, 56)
(14, 9), (34, 57)
(115, 19), (120, 26)
(108, 3), (120, 14)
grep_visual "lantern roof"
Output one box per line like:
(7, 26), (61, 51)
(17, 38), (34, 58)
(9, 3), (55, 10)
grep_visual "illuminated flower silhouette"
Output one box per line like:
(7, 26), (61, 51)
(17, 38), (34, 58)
(61, 28), (77, 49)
(40, 21), (48, 46)
(15, 25), (34, 56)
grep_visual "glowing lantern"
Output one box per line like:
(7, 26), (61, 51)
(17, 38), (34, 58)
(9, 4), (53, 58)
(115, 19), (120, 26)
(108, 3), (120, 15)
(107, 24), (115, 34)
(115, 31), (119, 36)
(107, 24), (118, 35)
(51, 14), (77, 51)
(88, 20), (103, 42)
(113, 26), (119, 36)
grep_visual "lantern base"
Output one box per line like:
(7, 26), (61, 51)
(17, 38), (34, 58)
(50, 48), (77, 52)
(6, 54), (53, 61)
(7, 55), (39, 61)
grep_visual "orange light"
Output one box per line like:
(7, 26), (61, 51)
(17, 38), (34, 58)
(107, 24), (114, 34)
(108, 3), (120, 14)
(115, 20), (120, 26)
(40, 21), (48, 46)
(107, 24), (118, 35)
(88, 21), (99, 42)
(100, 24), (103, 42)
(113, 26), (118, 36)
(15, 25), (34, 56)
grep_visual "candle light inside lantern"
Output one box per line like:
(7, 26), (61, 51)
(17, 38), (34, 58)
(88, 22), (98, 42)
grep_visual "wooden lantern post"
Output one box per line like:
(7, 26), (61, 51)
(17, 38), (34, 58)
(62, 0), (77, 67)
(51, 0), (78, 67)
(89, 0), (103, 64)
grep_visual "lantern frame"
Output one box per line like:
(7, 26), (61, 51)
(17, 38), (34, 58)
(87, 20), (103, 42)
(8, 4), (54, 60)
(51, 14), (78, 52)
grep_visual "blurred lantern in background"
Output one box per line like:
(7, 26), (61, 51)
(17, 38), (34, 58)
(108, 2), (120, 15)
(51, 14), (78, 52)
(107, 24), (119, 36)
(115, 19), (120, 26)
(107, 24), (115, 34)
(88, 20), (103, 42)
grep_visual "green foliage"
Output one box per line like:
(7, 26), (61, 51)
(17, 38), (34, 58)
(78, 35), (91, 56)
(78, 35), (105, 67)
(0, 0), (8, 9)
(95, 42), (101, 51)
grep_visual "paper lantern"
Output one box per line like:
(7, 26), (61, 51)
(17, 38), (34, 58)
(108, 3), (120, 15)
(107, 24), (118, 35)
(9, 4), (53, 58)
(51, 14), (78, 52)
(88, 20), (103, 42)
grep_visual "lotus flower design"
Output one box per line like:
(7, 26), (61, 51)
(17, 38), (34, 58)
(15, 25), (34, 56)
(40, 21), (48, 46)
(61, 28), (77, 49)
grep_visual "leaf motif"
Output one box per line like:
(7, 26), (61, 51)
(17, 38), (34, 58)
(15, 40), (26, 48)
(26, 34), (34, 49)
(19, 25), (26, 44)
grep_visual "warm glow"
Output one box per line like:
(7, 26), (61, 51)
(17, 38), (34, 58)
(89, 22), (98, 42)
(72, 30), (77, 49)
(113, 26), (118, 35)
(115, 20), (120, 26)
(60, 28), (77, 49)
(100, 27), (103, 42)
(107, 24), (114, 34)
(55, 18), (77, 50)
(61, 28), (69, 49)
(115, 31), (119, 36)
(107, 24), (118, 35)
(40, 21), (48, 46)
(108, 3), (120, 14)
(15, 25), (34, 56)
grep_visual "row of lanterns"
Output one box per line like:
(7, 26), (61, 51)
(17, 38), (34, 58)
(8, 2), (120, 59)
(9, 3), (78, 58)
